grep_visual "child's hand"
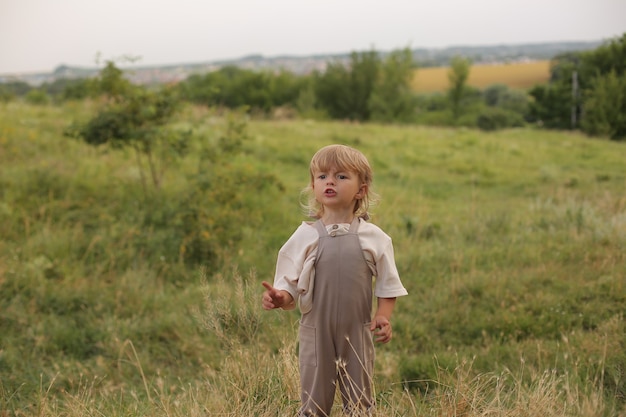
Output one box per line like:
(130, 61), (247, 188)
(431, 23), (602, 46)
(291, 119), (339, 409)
(370, 316), (392, 344)
(261, 281), (293, 310)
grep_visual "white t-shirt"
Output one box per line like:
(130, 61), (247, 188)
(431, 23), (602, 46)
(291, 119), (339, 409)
(273, 218), (408, 312)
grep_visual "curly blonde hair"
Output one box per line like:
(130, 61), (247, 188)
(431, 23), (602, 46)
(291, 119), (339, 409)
(301, 144), (379, 219)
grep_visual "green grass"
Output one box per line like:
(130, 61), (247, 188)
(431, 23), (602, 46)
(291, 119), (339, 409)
(1, 101), (625, 416)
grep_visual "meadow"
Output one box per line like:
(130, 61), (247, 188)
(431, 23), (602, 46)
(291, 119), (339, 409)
(0, 101), (625, 416)
(412, 60), (551, 93)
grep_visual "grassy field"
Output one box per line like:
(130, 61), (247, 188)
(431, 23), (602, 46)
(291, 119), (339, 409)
(412, 60), (551, 93)
(1, 101), (625, 416)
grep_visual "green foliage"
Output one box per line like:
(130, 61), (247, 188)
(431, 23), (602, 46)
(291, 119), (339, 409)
(37, 77), (95, 102)
(369, 48), (416, 123)
(476, 106), (525, 131)
(578, 34), (626, 140)
(314, 50), (380, 121)
(313, 47), (420, 123)
(581, 72), (626, 140)
(24, 89), (50, 105)
(528, 53), (582, 129)
(579, 33), (626, 82)
(581, 70), (626, 140)
(0, 80), (31, 102)
(61, 78), (96, 101)
(70, 88), (179, 147)
(96, 60), (133, 99)
(295, 79), (326, 119)
(474, 84), (529, 130)
(176, 114), (282, 265)
(528, 82), (572, 128)
(66, 61), (183, 190)
(415, 92), (448, 112)
(415, 108), (454, 126)
(530, 32), (626, 137)
(482, 83), (529, 115)
(268, 70), (307, 110)
(447, 56), (472, 120)
(178, 66), (304, 112)
(415, 77), (533, 130)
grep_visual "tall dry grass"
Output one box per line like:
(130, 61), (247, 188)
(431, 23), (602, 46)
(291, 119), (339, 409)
(18, 269), (622, 416)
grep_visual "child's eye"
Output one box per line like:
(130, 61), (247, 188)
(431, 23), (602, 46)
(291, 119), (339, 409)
(318, 174), (326, 180)
(338, 175), (347, 180)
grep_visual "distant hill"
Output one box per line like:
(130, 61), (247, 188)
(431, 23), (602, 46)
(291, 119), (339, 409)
(0, 40), (602, 86)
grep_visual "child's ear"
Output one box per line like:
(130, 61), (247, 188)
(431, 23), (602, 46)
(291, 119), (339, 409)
(355, 184), (368, 199)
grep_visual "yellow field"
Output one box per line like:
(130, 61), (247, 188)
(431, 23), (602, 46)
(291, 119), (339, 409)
(412, 60), (551, 93)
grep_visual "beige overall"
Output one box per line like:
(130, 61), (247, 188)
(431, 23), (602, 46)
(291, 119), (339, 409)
(298, 218), (375, 417)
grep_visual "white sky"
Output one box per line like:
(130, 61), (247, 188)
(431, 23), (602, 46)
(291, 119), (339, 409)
(1, 0), (625, 74)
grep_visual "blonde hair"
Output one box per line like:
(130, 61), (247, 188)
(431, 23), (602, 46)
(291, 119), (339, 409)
(301, 144), (378, 219)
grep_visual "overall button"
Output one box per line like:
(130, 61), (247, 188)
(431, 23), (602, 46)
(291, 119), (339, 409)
(332, 224), (339, 230)
(330, 231), (337, 237)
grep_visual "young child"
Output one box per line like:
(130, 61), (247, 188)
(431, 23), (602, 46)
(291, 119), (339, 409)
(262, 144), (408, 416)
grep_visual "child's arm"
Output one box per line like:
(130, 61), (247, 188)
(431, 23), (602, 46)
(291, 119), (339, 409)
(371, 297), (397, 344)
(261, 281), (295, 310)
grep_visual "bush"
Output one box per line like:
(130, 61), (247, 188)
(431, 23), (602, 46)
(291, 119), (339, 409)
(414, 109), (454, 126)
(580, 70), (626, 140)
(24, 89), (50, 105)
(483, 84), (529, 115)
(0, 80), (31, 101)
(476, 107), (526, 131)
(178, 66), (305, 113)
(415, 93), (448, 112)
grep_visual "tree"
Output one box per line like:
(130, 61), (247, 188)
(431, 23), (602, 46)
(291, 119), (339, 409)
(25, 89), (50, 105)
(315, 50), (380, 121)
(178, 66), (304, 112)
(529, 33), (626, 136)
(348, 50), (380, 121)
(66, 61), (185, 193)
(580, 70), (626, 140)
(314, 63), (352, 119)
(296, 78), (321, 118)
(97, 61), (133, 100)
(528, 82), (573, 129)
(369, 48), (416, 122)
(0, 80), (31, 101)
(37, 78), (96, 101)
(579, 33), (626, 82)
(578, 33), (626, 140)
(483, 84), (529, 115)
(447, 56), (471, 121)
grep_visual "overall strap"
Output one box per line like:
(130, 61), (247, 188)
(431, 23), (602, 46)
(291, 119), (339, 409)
(348, 217), (361, 233)
(313, 219), (327, 237)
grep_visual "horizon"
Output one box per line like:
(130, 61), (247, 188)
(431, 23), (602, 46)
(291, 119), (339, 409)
(1, 0), (624, 74)
(0, 38), (608, 76)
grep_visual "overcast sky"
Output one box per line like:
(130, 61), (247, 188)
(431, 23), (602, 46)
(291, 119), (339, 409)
(1, 0), (625, 74)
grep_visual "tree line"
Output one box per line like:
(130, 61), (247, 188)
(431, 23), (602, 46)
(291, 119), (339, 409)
(529, 33), (626, 140)
(1, 34), (625, 139)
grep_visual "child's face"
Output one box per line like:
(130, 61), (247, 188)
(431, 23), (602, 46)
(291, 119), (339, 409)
(312, 167), (365, 214)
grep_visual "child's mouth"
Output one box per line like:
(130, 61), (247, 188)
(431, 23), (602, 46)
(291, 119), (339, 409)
(324, 188), (336, 196)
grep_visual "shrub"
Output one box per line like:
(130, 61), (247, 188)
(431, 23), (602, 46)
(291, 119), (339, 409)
(476, 107), (526, 131)
(483, 84), (530, 115)
(580, 70), (626, 140)
(25, 89), (50, 105)
(414, 109), (454, 126)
